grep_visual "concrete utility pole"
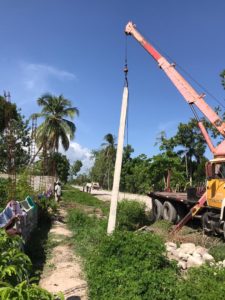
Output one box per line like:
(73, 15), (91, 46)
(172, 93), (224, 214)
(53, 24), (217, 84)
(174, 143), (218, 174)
(107, 85), (128, 234)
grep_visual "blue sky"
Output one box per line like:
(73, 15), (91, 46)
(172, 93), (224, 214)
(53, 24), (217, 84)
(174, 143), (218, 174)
(0, 0), (225, 170)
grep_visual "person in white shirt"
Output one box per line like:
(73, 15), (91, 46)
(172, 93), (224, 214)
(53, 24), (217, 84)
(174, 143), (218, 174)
(54, 180), (62, 202)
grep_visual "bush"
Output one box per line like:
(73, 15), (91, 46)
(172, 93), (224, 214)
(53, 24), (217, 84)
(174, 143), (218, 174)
(0, 178), (9, 209)
(177, 265), (225, 300)
(0, 228), (61, 299)
(0, 280), (64, 300)
(0, 231), (31, 286)
(209, 244), (225, 262)
(37, 193), (57, 216)
(86, 231), (178, 300)
(68, 209), (107, 259)
(16, 171), (34, 201)
(117, 200), (150, 231)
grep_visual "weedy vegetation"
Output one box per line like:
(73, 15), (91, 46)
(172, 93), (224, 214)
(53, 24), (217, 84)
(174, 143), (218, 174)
(65, 186), (225, 300)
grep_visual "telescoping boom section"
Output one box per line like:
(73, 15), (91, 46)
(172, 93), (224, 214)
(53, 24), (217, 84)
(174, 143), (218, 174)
(125, 22), (225, 235)
(125, 22), (225, 158)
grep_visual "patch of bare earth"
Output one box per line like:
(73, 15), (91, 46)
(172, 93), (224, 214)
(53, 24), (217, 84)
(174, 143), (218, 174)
(39, 208), (88, 300)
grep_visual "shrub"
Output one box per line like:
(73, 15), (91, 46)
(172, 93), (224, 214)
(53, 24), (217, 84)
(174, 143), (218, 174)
(177, 265), (225, 300)
(117, 200), (150, 231)
(16, 171), (34, 201)
(209, 244), (225, 262)
(0, 231), (31, 286)
(0, 178), (9, 209)
(86, 231), (178, 300)
(0, 228), (60, 299)
(37, 194), (57, 215)
(0, 280), (64, 300)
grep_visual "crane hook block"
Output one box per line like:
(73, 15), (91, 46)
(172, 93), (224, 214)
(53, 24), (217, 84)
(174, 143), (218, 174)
(124, 65), (128, 74)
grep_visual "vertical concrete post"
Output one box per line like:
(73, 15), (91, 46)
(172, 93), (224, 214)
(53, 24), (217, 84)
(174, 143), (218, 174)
(107, 86), (128, 234)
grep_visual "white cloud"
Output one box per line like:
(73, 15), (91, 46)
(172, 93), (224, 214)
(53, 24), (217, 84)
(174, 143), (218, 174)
(21, 62), (76, 92)
(0, 60), (78, 116)
(60, 142), (94, 174)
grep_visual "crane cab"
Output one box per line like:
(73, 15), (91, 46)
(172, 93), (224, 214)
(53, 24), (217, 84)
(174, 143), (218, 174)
(206, 159), (225, 209)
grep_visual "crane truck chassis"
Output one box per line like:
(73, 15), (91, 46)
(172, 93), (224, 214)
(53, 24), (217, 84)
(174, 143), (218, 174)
(125, 22), (225, 237)
(150, 159), (225, 237)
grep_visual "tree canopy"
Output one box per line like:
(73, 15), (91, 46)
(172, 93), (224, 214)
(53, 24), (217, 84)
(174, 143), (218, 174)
(34, 93), (79, 154)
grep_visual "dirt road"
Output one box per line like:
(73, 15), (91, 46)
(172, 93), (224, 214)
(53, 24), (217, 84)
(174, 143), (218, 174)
(73, 186), (152, 210)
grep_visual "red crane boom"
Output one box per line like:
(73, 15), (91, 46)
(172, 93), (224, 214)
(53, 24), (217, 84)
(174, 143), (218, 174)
(125, 22), (225, 157)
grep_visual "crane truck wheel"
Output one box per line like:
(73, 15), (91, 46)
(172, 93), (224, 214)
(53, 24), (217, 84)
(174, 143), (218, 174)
(223, 222), (225, 240)
(152, 199), (163, 221)
(202, 212), (212, 234)
(162, 201), (177, 223)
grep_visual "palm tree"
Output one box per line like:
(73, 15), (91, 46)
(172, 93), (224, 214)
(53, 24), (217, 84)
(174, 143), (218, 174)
(31, 93), (79, 162)
(101, 133), (116, 190)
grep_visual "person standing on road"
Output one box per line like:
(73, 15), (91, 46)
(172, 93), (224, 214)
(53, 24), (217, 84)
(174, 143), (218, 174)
(54, 180), (62, 202)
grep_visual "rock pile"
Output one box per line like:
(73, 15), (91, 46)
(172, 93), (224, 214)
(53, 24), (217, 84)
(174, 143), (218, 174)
(165, 242), (214, 270)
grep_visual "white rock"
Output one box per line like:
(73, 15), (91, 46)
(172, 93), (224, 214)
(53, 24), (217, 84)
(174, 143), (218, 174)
(165, 242), (177, 252)
(165, 242), (177, 248)
(178, 251), (191, 261)
(195, 246), (208, 257)
(178, 260), (187, 270)
(222, 260), (225, 268)
(192, 252), (202, 259)
(171, 248), (183, 260)
(202, 253), (214, 262)
(216, 261), (223, 267)
(167, 252), (177, 261)
(180, 243), (196, 254)
(187, 255), (204, 268)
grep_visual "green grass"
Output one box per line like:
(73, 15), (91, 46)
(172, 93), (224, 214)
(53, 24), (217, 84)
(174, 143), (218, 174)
(64, 186), (225, 300)
(209, 243), (225, 262)
(63, 187), (109, 214)
(68, 209), (107, 259)
(65, 187), (179, 300)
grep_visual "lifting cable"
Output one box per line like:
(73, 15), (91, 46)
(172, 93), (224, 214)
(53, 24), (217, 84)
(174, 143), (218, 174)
(189, 104), (200, 122)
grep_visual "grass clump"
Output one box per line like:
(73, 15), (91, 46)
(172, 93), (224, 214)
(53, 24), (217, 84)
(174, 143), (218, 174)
(209, 243), (225, 262)
(63, 188), (109, 214)
(68, 209), (107, 259)
(87, 231), (178, 300)
(117, 200), (150, 231)
(176, 265), (225, 300)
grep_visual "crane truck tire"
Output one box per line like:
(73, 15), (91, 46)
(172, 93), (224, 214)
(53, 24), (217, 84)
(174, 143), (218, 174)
(152, 199), (163, 221)
(162, 201), (177, 223)
(202, 212), (212, 234)
(223, 222), (225, 240)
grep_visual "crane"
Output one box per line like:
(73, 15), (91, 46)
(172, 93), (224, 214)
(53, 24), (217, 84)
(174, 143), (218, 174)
(125, 22), (225, 235)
